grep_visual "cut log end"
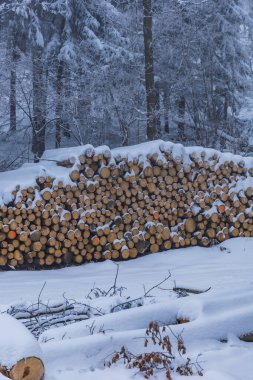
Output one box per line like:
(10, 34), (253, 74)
(1, 357), (44, 380)
(185, 218), (196, 233)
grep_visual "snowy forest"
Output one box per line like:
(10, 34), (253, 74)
(2, 2), (253, 380)
(0, 0), (253, 169)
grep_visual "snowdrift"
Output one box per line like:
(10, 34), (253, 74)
(0, 139), (253, 269)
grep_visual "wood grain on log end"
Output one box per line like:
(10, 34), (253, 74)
(8, 357), (44, 380)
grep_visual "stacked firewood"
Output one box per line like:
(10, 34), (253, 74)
(0, 141), (253, 269)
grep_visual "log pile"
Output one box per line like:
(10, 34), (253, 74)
(0, 140), (253, 269)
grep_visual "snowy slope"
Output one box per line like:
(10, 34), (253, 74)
(0, 237), (253, 379)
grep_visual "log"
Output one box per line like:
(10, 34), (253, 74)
(8, 358), (44, 380)
(0, 315), (44, 380)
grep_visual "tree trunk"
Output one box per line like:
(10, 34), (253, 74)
(32, 47), (46, 162)
(10, 67), (16, 132)
(63, 66), (71, 138)
(178, 96), (186, 141)
(121, 122), (129, 146)
(163, 90), (169, 134)
(155, 86), (161, 138)
(55, 61), (64, 148)
(10, 42), (17, 132)
(76, 67), (91, 144)
(224, 93), (228, 133)
(142, 0), (157, 141)
(224, 95), (228, 122)
(192, 97), (201, 141)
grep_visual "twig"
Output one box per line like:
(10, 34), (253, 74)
(111, 273), (171, 312)
(105, 263), (120, 296)
(38, 282), (47, 307)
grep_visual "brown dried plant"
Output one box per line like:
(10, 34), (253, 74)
(106, 321), (203, 379)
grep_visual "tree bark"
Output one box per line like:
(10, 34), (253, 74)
(142, 0), (157, 141)
(55, 61), (64, 148)
(32, 47), (46, 162)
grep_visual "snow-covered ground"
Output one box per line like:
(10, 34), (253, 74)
(1, 237), (253, 379)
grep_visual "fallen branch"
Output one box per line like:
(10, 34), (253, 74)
(239, 332), (253, 342)
(111, 273), (171, 312)
(173, 286), (211, 295)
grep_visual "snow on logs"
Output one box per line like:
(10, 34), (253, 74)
(0, 139), (253, 269)
(0, 314), (44, 380)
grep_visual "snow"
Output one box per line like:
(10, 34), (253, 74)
(0, 237), (253, 379)
(0, 314), (42, 369)
(41, 145), (92, 162)
(0, 161), (73, 206)
(0, 375), (8, 380)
